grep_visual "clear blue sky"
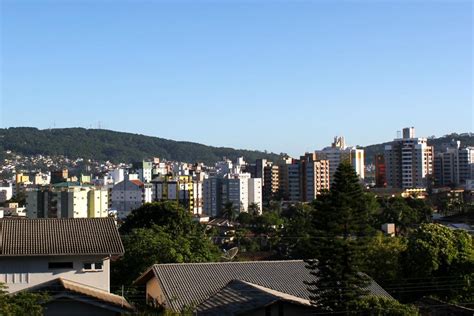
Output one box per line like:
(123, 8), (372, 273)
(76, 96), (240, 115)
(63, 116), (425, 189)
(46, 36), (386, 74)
(1, 0), (472, 156)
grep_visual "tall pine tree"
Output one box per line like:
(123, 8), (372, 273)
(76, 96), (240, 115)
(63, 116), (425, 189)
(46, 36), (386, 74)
(306, 161), (375, 314)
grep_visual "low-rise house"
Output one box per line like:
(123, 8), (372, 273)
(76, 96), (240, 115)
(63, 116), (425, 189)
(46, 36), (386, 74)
(0, 217), (132, 315)
(134, 260), (392, 316)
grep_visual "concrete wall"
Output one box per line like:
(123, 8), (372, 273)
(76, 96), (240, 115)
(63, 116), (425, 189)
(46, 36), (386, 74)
(0, 255), (110, 293)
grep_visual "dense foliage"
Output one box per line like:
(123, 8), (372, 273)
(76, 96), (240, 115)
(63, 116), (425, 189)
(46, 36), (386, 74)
(0, 283), (47, 316)
(113, 202), (220, 286)
(0, 127), (281, 164)
(401, 223), (474, 302)
(305, 162), (376, 312)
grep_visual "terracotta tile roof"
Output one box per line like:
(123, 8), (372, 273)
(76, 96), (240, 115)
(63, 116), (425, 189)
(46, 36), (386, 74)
(23, 278), (133, 311)
(129, 180), (144, 187)
(0, 218), (124, 256)
(135, 260), (392, 312)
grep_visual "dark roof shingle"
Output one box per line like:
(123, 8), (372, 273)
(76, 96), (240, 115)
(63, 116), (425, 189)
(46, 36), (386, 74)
(136, 260), (392, 312)
(0, 218), (124, 256)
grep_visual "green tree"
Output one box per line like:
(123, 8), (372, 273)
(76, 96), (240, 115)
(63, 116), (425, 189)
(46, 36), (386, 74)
(349, 296), (419, 316)
(306, 161), (376, 313)
(362, 232), (407, 284)
(0, 283), (47, 316)
(113, 202), (220, 286)
(280, 203), (314, 259)
(221, 202), (236, 220)
(402, 223), (474, 302)
(248, 202), (260, 216)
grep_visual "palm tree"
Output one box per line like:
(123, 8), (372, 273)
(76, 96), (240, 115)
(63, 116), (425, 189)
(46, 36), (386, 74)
(222, 202), (234, 220)
(248, 202), (260, 216)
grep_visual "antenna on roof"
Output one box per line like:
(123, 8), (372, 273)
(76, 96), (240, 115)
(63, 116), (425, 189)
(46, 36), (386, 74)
(221, 247), (239, 261)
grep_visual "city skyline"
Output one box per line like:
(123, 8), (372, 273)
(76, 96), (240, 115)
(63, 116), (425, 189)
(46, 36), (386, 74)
(1, 1), (472, 156)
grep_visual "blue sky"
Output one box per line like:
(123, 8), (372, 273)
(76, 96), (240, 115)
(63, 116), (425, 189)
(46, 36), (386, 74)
(1, 0), (472, 156)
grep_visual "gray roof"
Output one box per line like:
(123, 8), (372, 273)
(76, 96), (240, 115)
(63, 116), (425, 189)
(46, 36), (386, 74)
(136, 260), (392, 312)
(196, 280), (312, 316)
(23, 277), (133, 311)
(0, 218), (124, 256)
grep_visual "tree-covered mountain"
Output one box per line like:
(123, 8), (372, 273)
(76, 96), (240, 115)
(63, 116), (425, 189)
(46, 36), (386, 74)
(0, 127), (282, 164)
(363, 132), (473, 165)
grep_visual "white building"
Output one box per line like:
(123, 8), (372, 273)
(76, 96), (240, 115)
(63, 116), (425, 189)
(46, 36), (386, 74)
(88, 187), (110, 218)
(248, 178), (263, 214)
(0, 184), (13, 203)
(203, 173), (262, 216)
(315, 136), (364, 182)
(111, 179), (152, 219)
(385, 127), (434, 189)
(0, 218), (132, 315)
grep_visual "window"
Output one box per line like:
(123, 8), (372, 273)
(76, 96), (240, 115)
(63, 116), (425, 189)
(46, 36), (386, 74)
(82, 261), (103, 271)
(48, 262), (73, 269)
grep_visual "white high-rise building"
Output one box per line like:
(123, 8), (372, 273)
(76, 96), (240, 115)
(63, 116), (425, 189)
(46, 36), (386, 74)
(203, 172), (262, 217)
(248, 178), (262, 214)
(315, 136), (364, 182)
(434, 140), (474, 187)
(385, 127), (434, 189)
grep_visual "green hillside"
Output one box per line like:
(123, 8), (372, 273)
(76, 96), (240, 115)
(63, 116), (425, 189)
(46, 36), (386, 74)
(0, 127), (281, 164)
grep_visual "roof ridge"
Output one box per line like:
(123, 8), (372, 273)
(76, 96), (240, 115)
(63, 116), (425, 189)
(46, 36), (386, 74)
(153, 260), (304, 267)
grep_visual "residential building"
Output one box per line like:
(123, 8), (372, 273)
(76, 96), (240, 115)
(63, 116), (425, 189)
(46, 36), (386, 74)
(0, 183), (13, 203)
(299, 153), (330, 202)
(88, 187), (110, 218)
(51, 169), (69, 184)
(26, 183), (93, 219)
(385, 127), (434, 189)
(132, 161), (153, 183)
(375, 154), (387, 188)
(263, 163), (280, 202)
(315, 136), (365, 182)
(110, 178), (152, 219)
(248, 177), (263, 214)
(203, 177), (223, 217)
(434, 140), (474, 187)
(203, 173), (262, 216)
(151, 175), (203, 214)
(134, 261), (392, 315)
(0, 218), (132, 315)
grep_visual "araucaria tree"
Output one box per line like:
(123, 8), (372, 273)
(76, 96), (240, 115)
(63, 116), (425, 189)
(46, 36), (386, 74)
(306, 161), (375, 313)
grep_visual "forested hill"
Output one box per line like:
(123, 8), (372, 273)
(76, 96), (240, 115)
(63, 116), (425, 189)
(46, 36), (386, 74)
(0, 127), (282, 164)
(364, 132), (474, 165)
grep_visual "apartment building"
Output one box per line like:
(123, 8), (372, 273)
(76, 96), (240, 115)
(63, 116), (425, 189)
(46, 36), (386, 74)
(110, 179), (152, 219)
(299, 153), (330, 202)
(434, 140), (474, 187)
(151, 175), (203, 215)
(385, 127), (434, 189)
(315, 136), (365, 182)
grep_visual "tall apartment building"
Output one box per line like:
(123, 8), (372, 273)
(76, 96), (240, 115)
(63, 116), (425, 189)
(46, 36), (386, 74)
(263, 163), (280, 202)
(248, 178), (263, 214)
(203, 173), (262, 217)
(299, 153), (330, 202)
(315, 136), (364, 182)
(132, 161), (153, 183)
(110, 179), (153, 219)
(26, 183), (99, 219)
(151, 175), (203, 215)
(385, 127), (434, 189)
(434, 140), (474, 187)
(88, 187), (110, 218)
(203, 178), (222, 217)
(374, 154), (387, 188)
(287, 162), (301, 202)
